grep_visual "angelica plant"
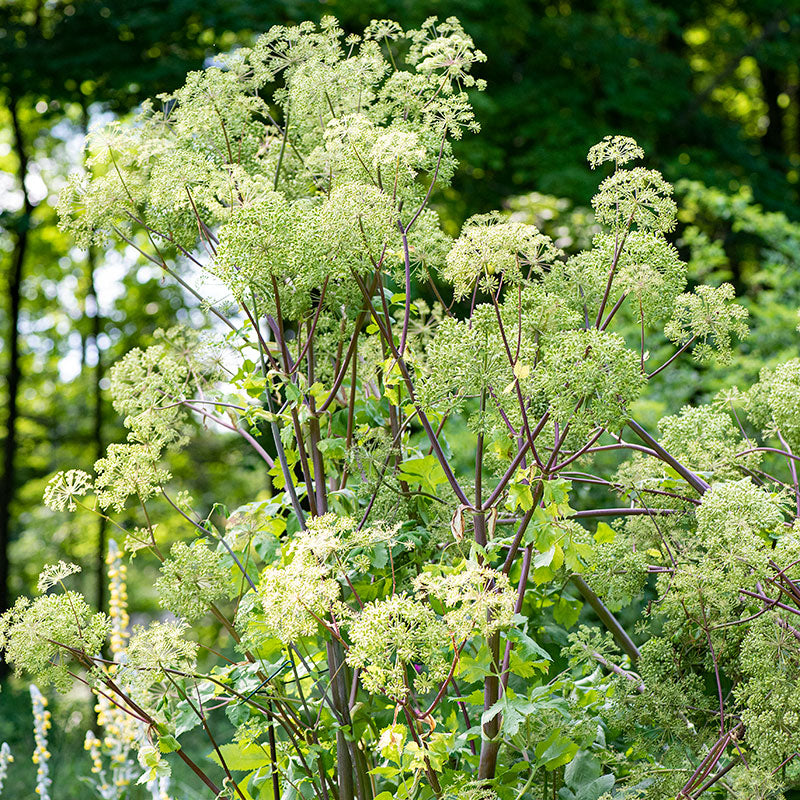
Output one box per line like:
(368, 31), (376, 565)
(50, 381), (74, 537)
(4, 13), (800, 800)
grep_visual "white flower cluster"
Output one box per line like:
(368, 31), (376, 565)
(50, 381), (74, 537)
(587, 135), (644, 169)
(665, 282), (749, 363)
(43, 470), (92, 512)
(443, 216), (561, 299)
(36, 561), (81, 593)
(413, 563), (516, 640)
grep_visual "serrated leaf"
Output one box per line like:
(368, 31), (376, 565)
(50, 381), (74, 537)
(507, 482), (533, 512)
(564, 749), (601, 787)
(553, 596), (582, 627)
(533, 543), (564, 583)
(482, 692), (537, 737)
(505, 627), (552, 665)
(397, 455), (447, 495)
(158, 734), (181, 754)
(534, 729), (578, 770)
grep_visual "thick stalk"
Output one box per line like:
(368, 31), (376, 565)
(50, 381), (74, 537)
(250, 290), (307, 528)
(267, 700), (281, 800)
(266, 391), (306, 529)
(571, 574), (640, 661)
(402, 705), (443, 796)
(349, 268), (470, 506)
(478, 630), (501, 779)
(327, 640), (372, 800)
(627, 419), (710, 495)
(475, 392), (502, 779)
(291, 409), (319, 516)
(500, 545), (533, 687)
(308, 336), (328, 515)
(594, 213), (633, 326)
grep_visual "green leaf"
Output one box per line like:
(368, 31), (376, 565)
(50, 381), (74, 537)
(317, 438), (347, 459)
(455, 689), (486, 707)
(397, 455), (447, 495)
(563, 774), (615, 800)
(309, 381), (327, 404)
(535, 729), (578, 771)
(456, 643), (494, 682)
(208, 742), (272, 771)
(553, 596), (582, 628)
(542, 477), (571, 507)
(505, 627), (552, 666)
(530, 511), (558, 550)
(174, 699), (202, 736)
(158, 734), (181, 753)
(284, 382), (303, 405)
(565, 539), (594, 572)
(564, 750), (614, 800)
(370, 768), (400, 779)
(507, 482), (534, 512)
(533, 543), (564, 583)
(506, 626), (551, 678)
(482, 691), (537, 737)
(594, 522), (615, 543)
(564, 749), (601, 787)
(241, 374), (267, 398)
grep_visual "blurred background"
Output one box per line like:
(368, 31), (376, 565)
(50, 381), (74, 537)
(1, 0), (800, 795)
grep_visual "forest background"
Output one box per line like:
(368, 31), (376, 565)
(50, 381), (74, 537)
(2, 0), (800, 795)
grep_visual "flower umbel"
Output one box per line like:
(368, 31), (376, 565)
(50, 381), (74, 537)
(36, 561), (81, 593)
(43, 470), (93, 512)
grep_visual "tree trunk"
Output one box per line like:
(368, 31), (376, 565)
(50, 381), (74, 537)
(761, 65), (786, 155)
(86, 246), (107, 614)
(0, 95), (33, 626)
